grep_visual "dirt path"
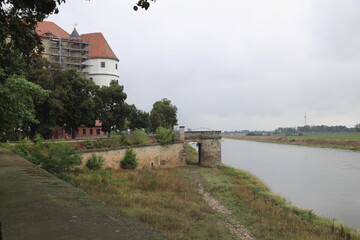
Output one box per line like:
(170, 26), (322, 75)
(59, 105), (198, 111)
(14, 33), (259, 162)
(189, 166), (255, 240)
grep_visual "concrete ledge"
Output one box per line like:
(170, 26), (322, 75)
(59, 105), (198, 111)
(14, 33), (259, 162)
(0, 148), (167, 240)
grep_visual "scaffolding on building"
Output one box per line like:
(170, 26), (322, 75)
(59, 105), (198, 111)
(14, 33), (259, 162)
(43, 32), (91, 77)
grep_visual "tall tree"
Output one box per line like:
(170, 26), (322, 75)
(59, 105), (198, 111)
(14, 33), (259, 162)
(0, 70), (49, 140)
(126, 104), (149, 131)
(97, 80), (128, 136)
(149, 98), (177, 132)
(60, 69), (99, 139)
(25, 58), (66, 138)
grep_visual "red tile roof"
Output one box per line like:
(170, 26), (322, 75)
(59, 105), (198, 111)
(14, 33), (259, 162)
(81, 32), (119, 61)
(36, 21), (70, 39)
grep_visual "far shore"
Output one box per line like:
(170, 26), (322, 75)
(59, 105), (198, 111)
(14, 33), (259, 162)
(223, 134), (360, 151)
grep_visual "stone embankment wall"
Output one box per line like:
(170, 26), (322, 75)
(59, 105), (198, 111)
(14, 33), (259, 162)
(80, 143), (186, 169)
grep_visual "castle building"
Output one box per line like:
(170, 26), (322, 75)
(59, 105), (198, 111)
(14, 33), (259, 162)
(36, 21), (119, 86)
(36, 21), (120, 138)
(81, 33), (120, 86)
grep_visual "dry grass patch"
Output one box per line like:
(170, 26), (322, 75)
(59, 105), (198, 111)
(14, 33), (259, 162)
(65, 168), (234, 240)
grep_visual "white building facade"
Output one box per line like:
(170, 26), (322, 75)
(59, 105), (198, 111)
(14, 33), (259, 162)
(86, 58), (119, 86)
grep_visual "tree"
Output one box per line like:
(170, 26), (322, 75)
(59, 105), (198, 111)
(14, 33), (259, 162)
(24, 58), (66, 138)
(97, 80), (128, 135)
(355, 124), (360, 132)
(0, 70), (49, 140)
(126, 104), (150, 131)
(0, 0), (65, 65)
(120, 148), (138, 169)
(60, 69), (99, 139)
(149, 98), (178, 132)
(133, 0), (156, 11)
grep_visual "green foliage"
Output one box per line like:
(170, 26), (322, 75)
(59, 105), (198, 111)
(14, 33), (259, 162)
(86, 154), (105, 170)
(108, 135), (121, 148)
(98, 80), (128, 134)
(28, 141), (81, 175)
(130, 129), (149, 145)
(94, 138), (105, 148)
(0, 140), (12, 150)
(84, 139), (94, 149)
(149, 98), (177, 132)
(126, 104), (150, 131)
(156, 127), (175, 145)
(0, 71), (49, 140)
(12, 138), (33, 158)
(91, 170), (113, 185)
(60, 69), (100, 139)
(121, 148), (138, 169)
(121, 134), (131, 146)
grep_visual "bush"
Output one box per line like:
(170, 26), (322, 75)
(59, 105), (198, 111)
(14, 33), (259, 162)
(156, 127), (175, 145)
(130, 129), (149, 145)
(91, 170), (112, 185)
(0, 140), (12, 150)
(86, 153), (105, 170)
(28, 141), (81, 175)
(94, 138), (105, 148)
(121, 134), (130, 146)
(12, 137), (33, 158)
(121, 148), (138, 169)
(84, 139), (94, 149)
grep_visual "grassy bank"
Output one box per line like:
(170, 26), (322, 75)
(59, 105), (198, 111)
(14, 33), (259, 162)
(63, 145), (360, 240)
(225, 134), (360, 151)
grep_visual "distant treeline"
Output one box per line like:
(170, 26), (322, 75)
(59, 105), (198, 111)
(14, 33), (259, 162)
(223, 125), (359, 137)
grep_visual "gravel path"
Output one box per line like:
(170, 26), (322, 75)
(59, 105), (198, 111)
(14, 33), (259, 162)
(189, 166), (255, 240)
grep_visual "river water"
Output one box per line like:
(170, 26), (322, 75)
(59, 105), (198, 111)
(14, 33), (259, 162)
(222, 138), (360, 229)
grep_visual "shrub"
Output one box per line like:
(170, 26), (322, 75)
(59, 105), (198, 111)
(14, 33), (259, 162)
(28, 141), (81, 175)
(121, 134), (130, 146)
(12, 137), (33, 158)
(94, 138), (105, 148)
(91, 170), (113, 185)
(156, 127), (175, 145)
(86, 154), (105, 170)
(121, 148), (138, 169)
(84, 139), (94, 149)
(0, 140), (12, 150)
(130, 129), (149, 145)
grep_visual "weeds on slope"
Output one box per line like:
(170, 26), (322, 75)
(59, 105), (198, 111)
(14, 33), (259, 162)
(196, 165), (360, 240)
(65, 168), (234, 240)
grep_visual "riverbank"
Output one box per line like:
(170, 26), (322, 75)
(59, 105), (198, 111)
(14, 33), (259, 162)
(224, 135), (360, 151)
(63, 145), (360, 240)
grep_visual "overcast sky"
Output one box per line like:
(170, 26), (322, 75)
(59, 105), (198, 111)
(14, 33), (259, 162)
(47, 0), (360, 131)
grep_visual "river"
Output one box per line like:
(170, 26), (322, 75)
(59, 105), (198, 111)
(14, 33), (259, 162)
(222, 138), (360, 229)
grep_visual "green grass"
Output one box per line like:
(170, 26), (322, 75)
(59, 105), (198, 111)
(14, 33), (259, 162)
(225, 133), (360, 151)
(294, 132), (360, 140)
(63, 145), (360, 240)
(195, 165), (360, 240)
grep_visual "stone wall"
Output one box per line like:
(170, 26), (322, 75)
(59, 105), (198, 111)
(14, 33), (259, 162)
(199, 139), (221, 167)
(80, 143), (186, 169)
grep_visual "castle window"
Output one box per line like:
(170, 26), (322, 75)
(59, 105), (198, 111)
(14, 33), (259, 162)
(115, 63), (118, 69)
(101, 62), (105, 68)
